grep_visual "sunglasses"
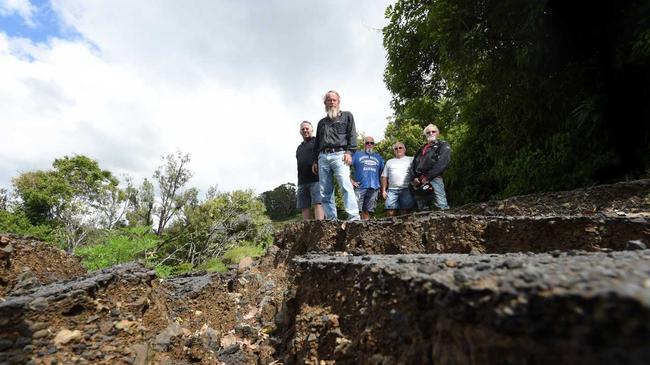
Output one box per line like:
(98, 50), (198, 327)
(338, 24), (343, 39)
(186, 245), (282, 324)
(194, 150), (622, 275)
(365, 141), (375, 145)
(393, 146), (404, 150)
(425, 130), (438, 135)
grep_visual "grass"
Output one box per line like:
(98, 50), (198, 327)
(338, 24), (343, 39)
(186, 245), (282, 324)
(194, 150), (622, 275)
(271, 213), (302, 230)
(189, 244), (266, 274)
(195, 257), (228, 273)
(222, 244), (265, 264)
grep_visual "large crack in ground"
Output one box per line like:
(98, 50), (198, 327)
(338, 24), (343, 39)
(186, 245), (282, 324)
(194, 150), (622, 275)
(0, 179), (649, 364)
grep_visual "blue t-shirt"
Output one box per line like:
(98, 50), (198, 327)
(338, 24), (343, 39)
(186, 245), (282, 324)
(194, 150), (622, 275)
(352, 151), (385, 189)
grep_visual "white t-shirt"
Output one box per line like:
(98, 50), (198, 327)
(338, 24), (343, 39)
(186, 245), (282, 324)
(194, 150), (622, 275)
(381, 156), (413, 189)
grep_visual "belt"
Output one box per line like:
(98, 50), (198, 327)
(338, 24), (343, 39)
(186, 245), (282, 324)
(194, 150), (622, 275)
(321, 147), (345, 153)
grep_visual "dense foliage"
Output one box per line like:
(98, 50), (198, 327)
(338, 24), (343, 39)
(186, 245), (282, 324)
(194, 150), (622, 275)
(1, 152), (272, 276)
(11, 155), (123, 251)
(383, 0), (650, 204)
(157, 189), (272, 269)
(75, 226), (157, 270)
(259, 183), (298, 220)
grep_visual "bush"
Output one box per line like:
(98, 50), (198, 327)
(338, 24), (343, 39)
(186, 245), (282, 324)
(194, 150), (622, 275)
(75, 226), (158, 270)
(158, 189), (273, 266)
(0, 210), (57, 242)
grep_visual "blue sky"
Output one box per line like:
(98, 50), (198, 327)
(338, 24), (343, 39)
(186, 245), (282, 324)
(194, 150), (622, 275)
(0, 0), (72, 42)
(0, 0), (395, 195)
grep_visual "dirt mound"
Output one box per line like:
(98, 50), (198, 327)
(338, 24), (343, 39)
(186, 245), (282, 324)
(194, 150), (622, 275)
(452, 179), (650, 216)
(0, 243), (287, 365)
(0, 234), (86, 297)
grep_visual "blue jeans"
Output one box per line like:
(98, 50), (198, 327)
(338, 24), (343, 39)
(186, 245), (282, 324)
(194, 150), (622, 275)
(415, 176), (449, 211)
(318, 151), (360, 220)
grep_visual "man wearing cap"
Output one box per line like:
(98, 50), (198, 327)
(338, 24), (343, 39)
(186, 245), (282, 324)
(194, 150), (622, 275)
(311, 90), (360, 220)
(408, 124), (451, 211)
(296, 121), (324, 220)
(351, 136), (384, 220)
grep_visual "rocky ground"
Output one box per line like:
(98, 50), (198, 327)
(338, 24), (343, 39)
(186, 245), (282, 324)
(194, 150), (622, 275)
(0, 235), (86, 297)
(0, 239), (288, 365)
(282, 251), (650, 364)
(1, 179), (649, 364)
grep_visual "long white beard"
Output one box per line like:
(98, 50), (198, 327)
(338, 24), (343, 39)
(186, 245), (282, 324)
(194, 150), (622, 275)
(427, 135), (437, 143)
(326, 106), (340, 120)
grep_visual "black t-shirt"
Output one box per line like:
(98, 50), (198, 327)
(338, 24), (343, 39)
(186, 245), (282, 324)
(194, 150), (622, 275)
(296, 137), (319, 185)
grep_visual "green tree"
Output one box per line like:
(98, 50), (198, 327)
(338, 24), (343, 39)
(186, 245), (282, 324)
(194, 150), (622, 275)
(0, 188), (8, 211)
(259, 183), (297, 220)
(153, 151), (194, 237)
(12, 155), (120, 251)
(52, 155), (118, 203)
(12, 171), (72, 225)
(383, 0), (650, 204)
(125, 177), (155, 228)
(375, 118), (425, 160)
(94, 180), (130, 230)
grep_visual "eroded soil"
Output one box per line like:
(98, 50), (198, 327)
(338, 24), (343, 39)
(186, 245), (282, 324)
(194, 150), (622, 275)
(1, 179), (649, 364)
(0, 241), (287, 365)
(0, 235), (86, 297)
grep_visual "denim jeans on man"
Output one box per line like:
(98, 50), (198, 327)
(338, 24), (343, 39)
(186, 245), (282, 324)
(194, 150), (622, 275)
(414, 176), (449, 211)
(318, 151), (360, 220)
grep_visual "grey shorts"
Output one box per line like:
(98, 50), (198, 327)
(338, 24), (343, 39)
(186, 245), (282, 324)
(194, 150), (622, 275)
(355, 188), (379, 212)
(296, 182), (322, 209)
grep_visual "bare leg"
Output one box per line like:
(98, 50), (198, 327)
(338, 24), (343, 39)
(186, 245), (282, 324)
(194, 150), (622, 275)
(302, 208), (313, 220)
(360, 211), (370, 220)
(386, 209), (396, 217)
(313, 204), (325, 220)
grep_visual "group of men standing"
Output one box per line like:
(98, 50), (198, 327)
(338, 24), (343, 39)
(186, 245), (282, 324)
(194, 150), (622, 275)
(296, 90), (451, 221)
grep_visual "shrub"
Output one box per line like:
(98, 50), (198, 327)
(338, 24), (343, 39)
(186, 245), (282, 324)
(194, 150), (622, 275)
(75, 226), (158, 270)
(0, 210), (57, 242)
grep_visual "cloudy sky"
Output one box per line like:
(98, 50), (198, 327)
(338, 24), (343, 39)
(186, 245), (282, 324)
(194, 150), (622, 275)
(0, 0), (395, 196)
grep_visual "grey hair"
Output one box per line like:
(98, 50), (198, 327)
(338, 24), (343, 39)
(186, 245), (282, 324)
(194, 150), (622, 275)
(423, 124), (439, 135)
(323, 90), (340, 101)
(300, 120), (312, 127)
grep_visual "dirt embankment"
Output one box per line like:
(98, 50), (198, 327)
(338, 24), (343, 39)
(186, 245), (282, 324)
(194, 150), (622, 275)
(0, 237), (288, 365)
(0, 235), (86, 297)
(281, 251), (650, 364)
(1, 179), (649, 364)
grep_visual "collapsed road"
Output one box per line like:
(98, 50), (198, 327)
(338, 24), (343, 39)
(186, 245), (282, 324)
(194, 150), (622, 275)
(0, 179), (648, 364)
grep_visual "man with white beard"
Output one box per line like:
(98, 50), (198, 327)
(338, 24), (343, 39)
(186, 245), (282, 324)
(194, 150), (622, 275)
(311, 90), (360, 220)
(408, 124), (451, 211)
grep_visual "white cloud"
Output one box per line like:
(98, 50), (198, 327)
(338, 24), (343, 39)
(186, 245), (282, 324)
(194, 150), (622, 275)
(0, 0), (394, 195)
